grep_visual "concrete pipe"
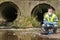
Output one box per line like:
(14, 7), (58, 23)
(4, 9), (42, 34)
(0, 1), (19, 22)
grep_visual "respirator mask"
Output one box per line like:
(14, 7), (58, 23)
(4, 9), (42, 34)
(48, 12), (52, 15)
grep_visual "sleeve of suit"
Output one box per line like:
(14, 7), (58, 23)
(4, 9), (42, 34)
(43, 16), (48, 24)
(53, 16), (58, 25)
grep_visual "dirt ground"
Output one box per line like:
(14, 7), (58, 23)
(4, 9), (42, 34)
(0, 28), (60, 40)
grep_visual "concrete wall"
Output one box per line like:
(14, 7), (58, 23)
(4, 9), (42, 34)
(0, 0), (60, 27)
(5, 0), (60, 16)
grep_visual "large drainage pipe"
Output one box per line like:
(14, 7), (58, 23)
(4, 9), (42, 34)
(0, 1), (19, 22)
(31, 3), (55, 24)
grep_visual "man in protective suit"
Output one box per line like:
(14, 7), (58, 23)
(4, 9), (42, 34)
(42, 7), (58, 34)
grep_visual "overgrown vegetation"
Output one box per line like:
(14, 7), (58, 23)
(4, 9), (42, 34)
(12, 11), (60, 28)
(12, 16), (40, 28)
(56, 11), (60, 27)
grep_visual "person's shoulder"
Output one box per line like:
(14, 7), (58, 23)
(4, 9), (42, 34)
(44, 12), (48, 17)
(53, 13), (56, 15)
(53, 13), (57, 17)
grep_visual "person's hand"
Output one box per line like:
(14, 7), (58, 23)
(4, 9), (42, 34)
(48, 22), (53, 24)
(47, 24), (50, 27)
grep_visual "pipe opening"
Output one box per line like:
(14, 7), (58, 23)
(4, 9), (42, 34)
(31, 3), (55, 24)
(0, 1), (19, 22)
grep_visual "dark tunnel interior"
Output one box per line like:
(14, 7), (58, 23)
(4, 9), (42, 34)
(31, 3), (55, 24)
(0, 1), (19, 22)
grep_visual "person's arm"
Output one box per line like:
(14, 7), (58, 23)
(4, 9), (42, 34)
(43, 16), (48, 24)
(53, 16), (58, 25)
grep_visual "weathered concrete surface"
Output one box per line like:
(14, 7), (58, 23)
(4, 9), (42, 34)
(0, 0), (60, 27)
(0, 28), (60, 40)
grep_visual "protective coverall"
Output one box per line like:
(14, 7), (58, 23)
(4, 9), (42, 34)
(42, 13), (58, 34)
